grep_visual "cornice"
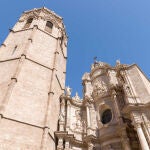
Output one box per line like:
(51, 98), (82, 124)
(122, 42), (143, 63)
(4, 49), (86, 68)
(20, 7), (66, 32)
(122, 102), (150, 113)
(23, 7), (62, 21)
(21, 7), (68, 38)
(55, 130), (121, 146)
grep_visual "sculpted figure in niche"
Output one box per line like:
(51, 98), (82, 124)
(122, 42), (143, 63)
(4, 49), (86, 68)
(124, 84), (132, 97)
(73, 110), (83, 131)
(76, 110), (82, 128)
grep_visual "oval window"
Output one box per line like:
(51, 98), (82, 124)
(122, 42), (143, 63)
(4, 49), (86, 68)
(101, 109), (112, 124)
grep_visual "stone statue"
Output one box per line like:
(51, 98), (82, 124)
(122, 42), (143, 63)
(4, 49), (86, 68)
(65, 86), (71, 96)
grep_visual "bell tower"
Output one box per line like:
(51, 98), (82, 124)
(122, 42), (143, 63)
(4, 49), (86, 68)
(0, 7), (67, 149)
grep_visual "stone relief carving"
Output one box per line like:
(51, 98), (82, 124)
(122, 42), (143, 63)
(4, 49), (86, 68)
(73, 110), (82, 131)
(92, 80), (108, 97)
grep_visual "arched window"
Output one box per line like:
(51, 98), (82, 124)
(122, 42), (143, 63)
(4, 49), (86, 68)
(23, 18), (33, 29)
(45, 21), (53, 33)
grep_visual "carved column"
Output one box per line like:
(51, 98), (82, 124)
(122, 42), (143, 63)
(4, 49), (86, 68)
(131, 112), (150, 150)
(135, 123), (149, 150)
(141, 123), (150, 147)
(142, 113), (150, 136)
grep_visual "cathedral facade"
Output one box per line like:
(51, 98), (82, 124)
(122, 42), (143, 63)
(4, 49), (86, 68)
(0, 7), (150, 150)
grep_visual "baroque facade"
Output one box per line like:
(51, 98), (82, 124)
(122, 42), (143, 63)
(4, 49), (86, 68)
(0, 7), (150, 150)
(56, 61), (150, 150)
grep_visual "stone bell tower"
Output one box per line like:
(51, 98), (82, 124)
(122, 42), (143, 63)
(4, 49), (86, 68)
(0, 7), (67, 149)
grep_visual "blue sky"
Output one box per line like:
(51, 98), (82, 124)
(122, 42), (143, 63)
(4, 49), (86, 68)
(0, 0), (150, 97)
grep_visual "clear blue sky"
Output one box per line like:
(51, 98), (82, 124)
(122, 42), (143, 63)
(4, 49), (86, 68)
(0, 0), (150, 97)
